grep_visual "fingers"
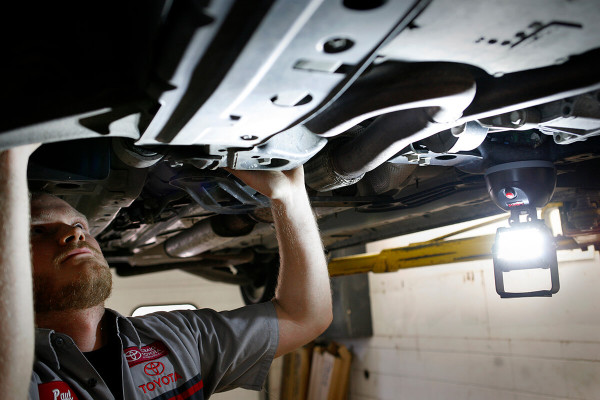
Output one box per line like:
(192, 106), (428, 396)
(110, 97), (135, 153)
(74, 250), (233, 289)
(223, 166), (306, 200)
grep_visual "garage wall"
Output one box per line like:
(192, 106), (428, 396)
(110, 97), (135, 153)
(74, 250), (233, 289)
(339, 226), (600, 400)
(106, 269), (262, 400)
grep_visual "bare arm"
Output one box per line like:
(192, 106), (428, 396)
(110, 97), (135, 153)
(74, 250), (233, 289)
(0, 145), (38, 399)
(228, 167), (333, 357)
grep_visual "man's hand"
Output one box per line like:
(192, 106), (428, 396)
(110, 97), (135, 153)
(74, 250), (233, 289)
(227, 166), (333, 357)
(225, 166), (305, 201)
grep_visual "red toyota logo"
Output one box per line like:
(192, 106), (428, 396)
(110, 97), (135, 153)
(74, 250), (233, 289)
(144, 361), (165, 376)
(125, 349), (142, 362)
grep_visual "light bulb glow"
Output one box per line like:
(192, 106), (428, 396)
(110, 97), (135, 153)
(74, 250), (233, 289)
(495, 227), (547, 261)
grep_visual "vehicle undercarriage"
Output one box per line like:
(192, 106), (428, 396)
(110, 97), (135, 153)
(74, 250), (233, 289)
(2, 0), (599, 302)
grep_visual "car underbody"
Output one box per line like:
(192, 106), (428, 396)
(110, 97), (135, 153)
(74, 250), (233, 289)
(3, 0), (599, 302)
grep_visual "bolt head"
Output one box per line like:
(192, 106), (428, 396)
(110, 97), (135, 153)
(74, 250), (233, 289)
(323, 37), (354, 53)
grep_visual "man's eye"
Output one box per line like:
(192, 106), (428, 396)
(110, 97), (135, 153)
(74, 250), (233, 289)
(74, 223), (85, 229)
(31, 227), (45, 234)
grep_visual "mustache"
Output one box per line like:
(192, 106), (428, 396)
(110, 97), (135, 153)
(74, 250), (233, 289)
(55, 242), (103, 265)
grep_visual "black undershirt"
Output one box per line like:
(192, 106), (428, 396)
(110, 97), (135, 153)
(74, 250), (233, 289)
(83, 320), (123, 400)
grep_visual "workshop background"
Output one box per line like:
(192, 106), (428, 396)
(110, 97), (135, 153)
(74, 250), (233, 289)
(334, 219), (600, 400)
(106, 216), (600, 400)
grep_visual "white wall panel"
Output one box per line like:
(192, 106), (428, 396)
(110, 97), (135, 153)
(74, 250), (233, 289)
(337, 220), (600, 400)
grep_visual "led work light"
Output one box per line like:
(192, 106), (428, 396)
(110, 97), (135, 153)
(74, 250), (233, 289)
(492, 215), (559, 298)
(485, 160), (559, 298)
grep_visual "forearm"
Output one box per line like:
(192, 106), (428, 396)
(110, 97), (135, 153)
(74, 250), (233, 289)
(270, 184), (332, 356)
(225, 166), (332, 356)
(0, 149), (35, 399)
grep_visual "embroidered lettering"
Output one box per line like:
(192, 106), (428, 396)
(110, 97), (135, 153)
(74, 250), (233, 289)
(52, 388), (74, 400)
(137, 371), (184, 394)
(38, 382), (80, 400)
(124, 341), (170, 367)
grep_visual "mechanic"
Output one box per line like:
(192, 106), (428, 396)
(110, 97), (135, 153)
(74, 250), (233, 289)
(0, 144), (333, 400)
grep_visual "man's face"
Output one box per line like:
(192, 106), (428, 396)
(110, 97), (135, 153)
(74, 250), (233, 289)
(30, 193), (112, 313)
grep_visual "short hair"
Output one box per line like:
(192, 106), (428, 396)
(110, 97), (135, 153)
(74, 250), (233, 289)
(29, 191), (90, 226)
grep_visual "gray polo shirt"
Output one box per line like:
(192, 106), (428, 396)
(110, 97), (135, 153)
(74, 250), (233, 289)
(29, 302), (278, 400)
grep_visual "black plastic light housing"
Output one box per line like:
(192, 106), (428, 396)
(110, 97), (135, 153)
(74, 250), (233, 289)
(485, 160), (560, 298)
(485, 160), (556, 212)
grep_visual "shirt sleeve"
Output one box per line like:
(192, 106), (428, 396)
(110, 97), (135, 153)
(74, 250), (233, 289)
(171, 301), (279, 395)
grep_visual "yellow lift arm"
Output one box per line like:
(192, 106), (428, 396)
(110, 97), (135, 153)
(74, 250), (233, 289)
(327, 216), (581, 277)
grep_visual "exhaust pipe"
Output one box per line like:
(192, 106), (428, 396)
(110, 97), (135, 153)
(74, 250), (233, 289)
(304, 63), (476, 191)
(129, 214), (256, 265)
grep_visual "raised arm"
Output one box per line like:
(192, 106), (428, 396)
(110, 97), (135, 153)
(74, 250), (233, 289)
(0, 145), (38, 399)
(227, 167), (333, 357)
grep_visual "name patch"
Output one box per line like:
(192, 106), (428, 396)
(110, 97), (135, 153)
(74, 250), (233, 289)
(38, 381), (79, 400)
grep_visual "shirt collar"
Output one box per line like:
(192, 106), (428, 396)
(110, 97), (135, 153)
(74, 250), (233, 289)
(34, 329), (61, 370)
(106, 308), (142, 347)
(34, 308), (142, 369)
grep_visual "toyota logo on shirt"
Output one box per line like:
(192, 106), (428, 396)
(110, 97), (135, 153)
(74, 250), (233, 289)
(144, 361), (165, 376)
(125, 349), (142, 362)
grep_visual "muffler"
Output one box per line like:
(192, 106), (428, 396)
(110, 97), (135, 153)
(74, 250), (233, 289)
(129, 214), (256, 265)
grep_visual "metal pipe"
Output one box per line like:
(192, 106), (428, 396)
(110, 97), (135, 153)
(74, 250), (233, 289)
(331, 107), (443, 179)
(158, 219), (222, 258)
(164, 216), (255, 258)
(304, 63), (476, 191)
(128, 215), (257, 265)
(305, 105), (475, 191)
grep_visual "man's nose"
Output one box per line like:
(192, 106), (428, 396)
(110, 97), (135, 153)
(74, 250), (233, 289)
(59, 225), (85, 244)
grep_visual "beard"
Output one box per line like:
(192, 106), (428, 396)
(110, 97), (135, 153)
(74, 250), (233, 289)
(33, 259), (113, 314)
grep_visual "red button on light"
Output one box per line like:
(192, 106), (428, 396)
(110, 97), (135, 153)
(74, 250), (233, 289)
(504, 189), (516, 199)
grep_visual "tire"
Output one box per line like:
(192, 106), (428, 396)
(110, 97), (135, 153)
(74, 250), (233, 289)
(239, 261), (279, 305)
